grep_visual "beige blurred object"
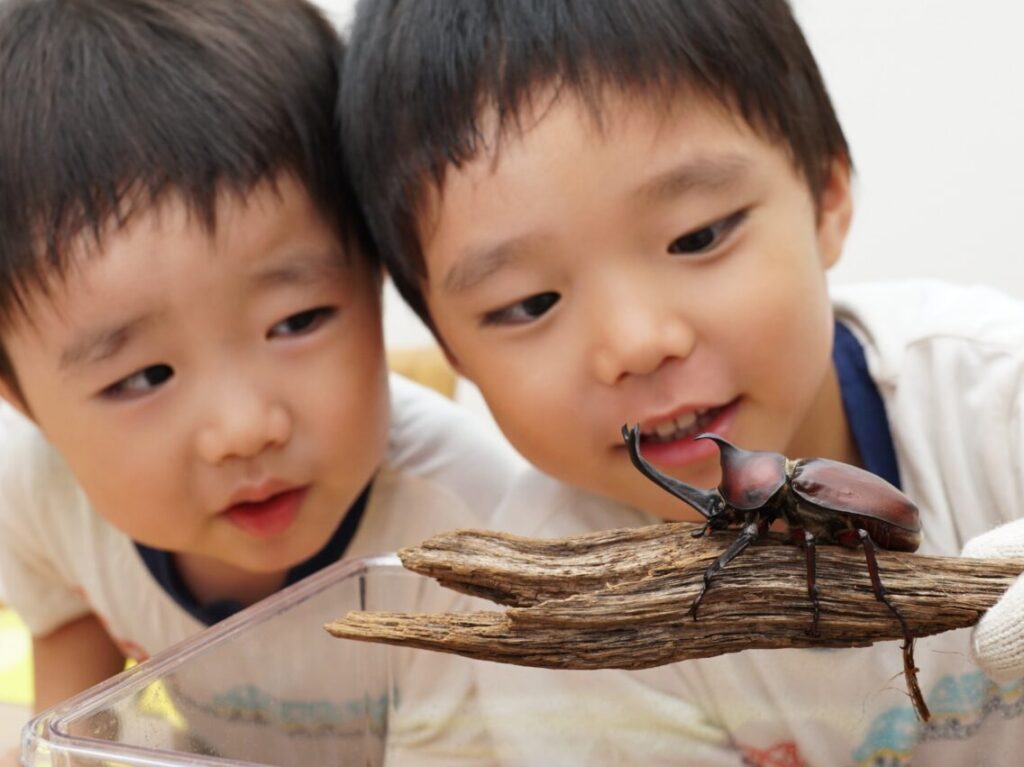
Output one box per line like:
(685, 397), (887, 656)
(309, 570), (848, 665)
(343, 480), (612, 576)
(387, 346), (457, 399)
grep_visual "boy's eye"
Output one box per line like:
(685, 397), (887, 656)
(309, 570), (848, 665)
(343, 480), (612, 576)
(482, 292), (560, 326)
(267, 306), (336, 339)
(102, 364), (174, 400)
(668, 210), (747, 255)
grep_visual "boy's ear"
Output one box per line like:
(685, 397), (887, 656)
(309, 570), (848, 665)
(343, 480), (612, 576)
(815, 157), (854, 270)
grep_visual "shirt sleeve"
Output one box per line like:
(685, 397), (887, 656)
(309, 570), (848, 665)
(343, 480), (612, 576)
(386, 373), (524, 524)
(0, 403), (92, 635)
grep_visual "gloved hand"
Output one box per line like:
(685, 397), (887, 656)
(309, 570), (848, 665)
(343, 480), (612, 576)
(962, 518), (1024, 683)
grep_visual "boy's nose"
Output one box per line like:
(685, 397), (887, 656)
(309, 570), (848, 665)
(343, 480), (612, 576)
(589, 295), (697, 385)
(196, 388), (292, 465)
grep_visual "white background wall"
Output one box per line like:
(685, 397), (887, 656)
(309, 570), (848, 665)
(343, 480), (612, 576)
(318, 0), (1024, 350)
(791, 1), (1024, 295)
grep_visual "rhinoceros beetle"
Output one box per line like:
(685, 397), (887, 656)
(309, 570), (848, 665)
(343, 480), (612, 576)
(621, 425), (930, 720)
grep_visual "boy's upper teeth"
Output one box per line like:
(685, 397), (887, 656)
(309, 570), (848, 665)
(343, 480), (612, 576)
(674, 412), (698, 430)
(644, 410), (703, 441)
(655, 421), (677, 438)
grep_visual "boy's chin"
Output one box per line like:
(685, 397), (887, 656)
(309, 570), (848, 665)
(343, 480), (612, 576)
(593, 479), (711, 524)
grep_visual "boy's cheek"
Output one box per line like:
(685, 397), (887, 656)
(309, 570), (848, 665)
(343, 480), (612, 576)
(421, 305), (471, 375)
(433, 337), (463, 375)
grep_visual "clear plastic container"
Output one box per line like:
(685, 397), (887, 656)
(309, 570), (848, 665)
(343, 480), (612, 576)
(21, 555), (489, 766)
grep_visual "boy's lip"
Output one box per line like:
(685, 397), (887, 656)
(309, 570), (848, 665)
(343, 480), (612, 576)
(222, 483), (309, 539)
(634, 397), (741, 439)
(622, 398), (741, 470)
(225, 479), (297, 508)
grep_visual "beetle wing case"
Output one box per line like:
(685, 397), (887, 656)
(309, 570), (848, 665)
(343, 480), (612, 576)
(790, 458), (922, 550)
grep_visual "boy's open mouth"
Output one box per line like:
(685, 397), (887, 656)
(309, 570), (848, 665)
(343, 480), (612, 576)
(629, 399), (740, 469)
(639, 405), (727, 444)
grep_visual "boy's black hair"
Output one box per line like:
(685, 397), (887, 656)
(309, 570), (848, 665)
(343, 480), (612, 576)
(341, 0), (850, 329)
(0, 0), (369, 390)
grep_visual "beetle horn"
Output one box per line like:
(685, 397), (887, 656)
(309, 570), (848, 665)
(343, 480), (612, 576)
(694, 433), (787, 511)
(621, 425), (723, 519)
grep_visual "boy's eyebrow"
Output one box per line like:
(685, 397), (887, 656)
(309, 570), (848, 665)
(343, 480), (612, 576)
(442, 237), (538, 296)
(633, 154), (753, 204)
(60, 313), (156, 372)
(249, 250), (348, 289)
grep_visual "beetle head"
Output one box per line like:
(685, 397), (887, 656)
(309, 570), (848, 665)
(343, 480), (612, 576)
(695, 433), (787, 511)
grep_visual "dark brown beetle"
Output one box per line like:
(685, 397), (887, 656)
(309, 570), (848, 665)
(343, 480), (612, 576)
(621, 425), (930, 720)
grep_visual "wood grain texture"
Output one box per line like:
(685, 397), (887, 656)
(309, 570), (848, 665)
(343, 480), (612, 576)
(325, 522), (1024, 670)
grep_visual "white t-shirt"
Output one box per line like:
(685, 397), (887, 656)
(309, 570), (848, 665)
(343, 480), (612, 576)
(476, 280), (1024, 767)
(0, 374), (519, 765)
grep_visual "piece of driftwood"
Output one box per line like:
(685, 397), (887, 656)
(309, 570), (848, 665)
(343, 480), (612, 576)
(326, 522), (1024, 671)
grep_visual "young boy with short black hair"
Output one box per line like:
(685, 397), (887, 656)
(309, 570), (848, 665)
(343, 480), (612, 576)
(341, 1), (1024, 763)
(0, 0), (516, 757)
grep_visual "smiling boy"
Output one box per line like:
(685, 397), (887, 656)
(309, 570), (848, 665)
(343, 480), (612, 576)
(0, 0), (516, 744)
(341, 1), (1024, 764)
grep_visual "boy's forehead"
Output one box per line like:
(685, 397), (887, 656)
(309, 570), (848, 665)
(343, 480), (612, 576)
(416, 87), (765, 245)
(6, 194), (194, 328)
(9, 176), (351, 336)
(428, 84), (758, 183)
(9, 188), (199, 321)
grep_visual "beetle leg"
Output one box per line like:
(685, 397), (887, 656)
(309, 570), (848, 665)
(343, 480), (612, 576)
(691, 510), (731, 539)
(792, 528), (821, 635)
(902, 638), (931, 723)
(856, 529), (908, 635)
(856, 529), (931, 721)
(690, 514), (766, 619)
(622, 425), (725, 520)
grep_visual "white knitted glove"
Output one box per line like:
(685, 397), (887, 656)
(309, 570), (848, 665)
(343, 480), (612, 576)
(962, 518), (1024, 683)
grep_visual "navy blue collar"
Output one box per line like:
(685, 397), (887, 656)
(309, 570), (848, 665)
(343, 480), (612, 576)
(832, 321), (902, 489)
(135, 482), (372, 626)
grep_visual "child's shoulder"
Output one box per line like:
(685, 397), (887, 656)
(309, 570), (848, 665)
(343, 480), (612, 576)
(833, 278), (1024, 340)
(831, 279), (1024, 378)
(378, 373), (523, 522)
(0, 401), (113, 632)
(0, 400), (76, 511)
(0, 402), (122, 559)
(386, 372), (521, 470)
(833, 281), (1024, 543)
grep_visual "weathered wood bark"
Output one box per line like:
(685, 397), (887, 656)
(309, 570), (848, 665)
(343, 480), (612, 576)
(325, 522), (1024, 671)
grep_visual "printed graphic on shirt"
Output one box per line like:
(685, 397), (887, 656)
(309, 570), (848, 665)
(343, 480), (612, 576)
(739, 740), (809, 767)
(852, 672), (1024, 765)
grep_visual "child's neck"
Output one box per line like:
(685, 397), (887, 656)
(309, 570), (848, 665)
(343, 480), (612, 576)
(786, 364), (861, 467)
(174, 552), (288, 608)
